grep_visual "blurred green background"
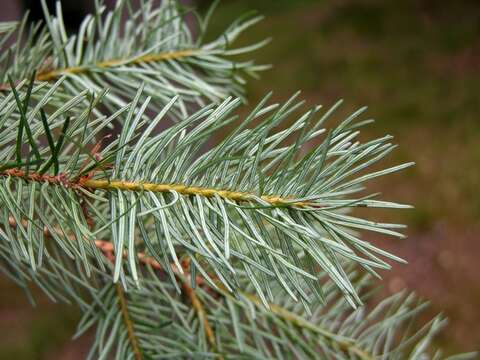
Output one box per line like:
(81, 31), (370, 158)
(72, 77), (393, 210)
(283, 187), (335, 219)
(1, 0), (479, 357)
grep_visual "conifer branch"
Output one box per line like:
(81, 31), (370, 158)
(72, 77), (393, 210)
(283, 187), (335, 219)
(179, 275), (218, 354)
(0, 0), (269, 114)
(0, 213), (457, 358)
(1, 214), (377, 360)
(235, 290), (374, 360)
(116, 284), (143, 360)
(0, 82), (413, 306)
(1, 1), (475, 357)
(0, 169), (310, 207)
(1, 49), (199, 90)
(82, 179), (311, 207)
(35, 49), (198, 82)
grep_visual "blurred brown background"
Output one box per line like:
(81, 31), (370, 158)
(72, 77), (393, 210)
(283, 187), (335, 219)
(1, 0), (479, 357)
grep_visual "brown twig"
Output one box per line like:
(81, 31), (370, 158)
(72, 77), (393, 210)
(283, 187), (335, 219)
(116, 283), (143, 360)
(179, 273), (218, 352)
(2, 169), (74, 187)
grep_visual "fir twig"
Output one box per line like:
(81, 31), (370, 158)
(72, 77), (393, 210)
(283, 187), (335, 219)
(115, 284), (143, 360)
(0, 169), (312, 207)
(36, 49), (198, 82)
(0, 49), (199, 89)
(179, 273), (219, 356)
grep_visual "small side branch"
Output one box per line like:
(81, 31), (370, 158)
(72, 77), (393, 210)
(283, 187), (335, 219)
(180, 276), (218, 353)
(237, 291), (374, 360)
(0, 50), (198, 91)
(36, 49), (197, 81)
(115, 283), (143, 360)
